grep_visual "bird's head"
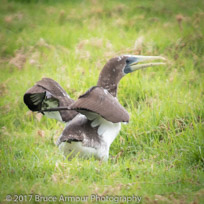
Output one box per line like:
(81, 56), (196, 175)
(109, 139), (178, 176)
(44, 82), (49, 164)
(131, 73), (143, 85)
(97, 55), (166, 96)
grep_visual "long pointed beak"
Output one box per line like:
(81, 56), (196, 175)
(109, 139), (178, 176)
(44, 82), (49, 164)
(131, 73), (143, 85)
(129, 55), (166, 72)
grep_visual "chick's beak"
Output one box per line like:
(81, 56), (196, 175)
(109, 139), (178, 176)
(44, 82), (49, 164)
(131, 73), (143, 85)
(129, 55), (166, 72)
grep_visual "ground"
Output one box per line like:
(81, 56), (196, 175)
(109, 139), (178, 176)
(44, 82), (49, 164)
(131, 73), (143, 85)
(0, 0), (204, 203)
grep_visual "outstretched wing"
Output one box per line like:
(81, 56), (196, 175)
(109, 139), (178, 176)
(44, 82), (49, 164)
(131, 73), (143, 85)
(43, 86), (129, 150)
(24, 78), (78, 122)
(69, 86), (129, 123)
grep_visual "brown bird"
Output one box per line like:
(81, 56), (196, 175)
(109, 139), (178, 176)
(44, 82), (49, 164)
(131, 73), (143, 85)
(24, 55), (165, 161)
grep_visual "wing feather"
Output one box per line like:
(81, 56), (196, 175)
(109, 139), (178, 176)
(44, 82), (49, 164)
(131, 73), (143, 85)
(69, 86), (129, 123)
(24, 78), (78, 122)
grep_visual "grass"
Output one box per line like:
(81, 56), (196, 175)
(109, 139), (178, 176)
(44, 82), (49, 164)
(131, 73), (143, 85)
(0, 0), (204, 203)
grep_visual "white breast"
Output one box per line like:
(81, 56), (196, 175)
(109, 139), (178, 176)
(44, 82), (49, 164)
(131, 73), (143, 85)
(58, 115), (121, 161)
(93, 117), (121, 148)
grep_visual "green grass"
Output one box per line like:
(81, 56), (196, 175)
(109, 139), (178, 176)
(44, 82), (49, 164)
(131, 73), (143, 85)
(0, 0), (204, 203)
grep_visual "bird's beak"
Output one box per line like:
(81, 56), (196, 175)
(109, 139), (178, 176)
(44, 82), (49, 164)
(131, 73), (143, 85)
(124, 55), (166, 74)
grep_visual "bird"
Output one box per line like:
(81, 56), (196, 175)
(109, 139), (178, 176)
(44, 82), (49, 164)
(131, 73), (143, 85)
(24, 55), (166, 161)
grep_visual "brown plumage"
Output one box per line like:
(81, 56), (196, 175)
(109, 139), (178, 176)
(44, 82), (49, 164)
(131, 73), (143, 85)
(69, 86), (129, 123)
(24, 78), (78, 122)
(97, 56), (127, 97)
(57, 115), (101, 149)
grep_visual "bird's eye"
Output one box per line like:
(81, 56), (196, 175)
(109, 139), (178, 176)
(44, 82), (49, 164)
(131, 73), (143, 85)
(126, 59), (130, 64)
